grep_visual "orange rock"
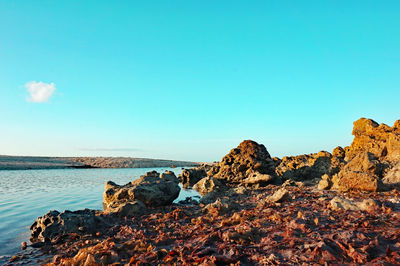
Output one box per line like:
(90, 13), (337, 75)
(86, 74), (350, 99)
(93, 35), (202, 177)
(207, 140), (276, 183)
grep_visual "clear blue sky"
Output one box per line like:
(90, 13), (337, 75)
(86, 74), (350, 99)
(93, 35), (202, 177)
(0, 1), (399, 162)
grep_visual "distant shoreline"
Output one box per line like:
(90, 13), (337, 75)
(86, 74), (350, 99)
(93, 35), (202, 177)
(0, 155), (199, 170)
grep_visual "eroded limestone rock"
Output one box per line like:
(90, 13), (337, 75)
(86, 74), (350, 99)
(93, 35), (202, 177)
(207, 140), (276, 183)
(103, 170), (180, 210)
(267, 188), (289, 203)
(179, 164), (210, 188)
(193, 176), (225, 196)
(330, 197), (378, 212)
(30, 209), (106, 242)
(275, 151), (344, 181)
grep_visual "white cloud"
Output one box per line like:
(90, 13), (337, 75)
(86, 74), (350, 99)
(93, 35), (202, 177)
(25, 81), (56, 103)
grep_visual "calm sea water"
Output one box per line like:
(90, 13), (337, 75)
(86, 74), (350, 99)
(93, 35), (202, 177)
(0, 167), (198, 261)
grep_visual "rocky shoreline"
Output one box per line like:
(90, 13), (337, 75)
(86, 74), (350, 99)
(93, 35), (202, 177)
(0, 156), (198, 170)
(7, 117), (400, 264)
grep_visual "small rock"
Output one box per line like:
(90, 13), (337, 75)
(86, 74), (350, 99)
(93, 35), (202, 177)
(21, 241), (27, 250)
(193, 176), (224, 196)
(330, 197), (360, 211)
(242, 172), (277, 187)
(318, 179), (331, 190)
(267, 188), (289, 203)
(204, 198), (232, 215)
(330, 196), (378, 211)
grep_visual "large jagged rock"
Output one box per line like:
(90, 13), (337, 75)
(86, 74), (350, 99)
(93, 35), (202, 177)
(103, 170), (180, 210)
(30, 209), (107, 242)
(179, 164), (211, 188)
(332, 152), (384, 192)
(330, 118), (400, 192)
(207, 140), (276, 183)
(346, 118), (400, 162)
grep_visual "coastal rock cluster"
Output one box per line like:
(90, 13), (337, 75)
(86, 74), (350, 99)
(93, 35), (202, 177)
(327, 118), (400, 192)
(181, 117), (400, 195)
(30, 170), (181, 243)
(21, 117), (400, 265)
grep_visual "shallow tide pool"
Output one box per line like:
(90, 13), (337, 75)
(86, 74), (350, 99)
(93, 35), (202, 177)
(0, 167), (198, 262)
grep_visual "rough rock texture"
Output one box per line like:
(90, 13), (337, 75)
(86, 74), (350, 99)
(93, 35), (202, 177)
(275, 151), (344, 181)
(330, 118), (400, 192)
(203, 198), (235, 215)
(382, 163), (400, 188)
(23, 184), (400, 265)
(207, 140), (276, 183)
(111, 201), (146, 218)
(317, 174), (332, 190)
(332, 152), (384, 192)
(30, 209), (106, 242)
(179, 164), (211, 188)
(103, 170), (180, 209)
(330, 197), (378, 212)
(193, 176), (225, 196)
(346, 118), (400, 162)
(267, 188), (289, 203)
(242, 172), (281, 187)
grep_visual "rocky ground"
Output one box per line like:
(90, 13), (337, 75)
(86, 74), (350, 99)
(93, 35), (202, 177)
(0, 156), (198, 170)
(6, 117), (400, 265)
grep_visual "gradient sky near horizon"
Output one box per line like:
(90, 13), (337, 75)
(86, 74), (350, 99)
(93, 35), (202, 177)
(0, 1), (399, 162)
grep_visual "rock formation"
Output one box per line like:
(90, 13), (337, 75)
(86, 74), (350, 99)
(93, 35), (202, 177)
(207, 140), (276, 183)
(330, 118), (400, 192)
(30, 209), (106, 242)
(179, 164), (211, 188)
(193, 176), (225, 196)
(103, 170), (181, 210)
(275, 151), (341, 181)
(382, 163), (400, 188)
(346, 118), (400, 162)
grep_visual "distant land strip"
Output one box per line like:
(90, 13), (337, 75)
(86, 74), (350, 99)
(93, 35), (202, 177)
(0, 155), (199, 170)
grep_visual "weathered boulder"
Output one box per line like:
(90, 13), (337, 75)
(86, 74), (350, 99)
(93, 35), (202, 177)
(103, 170), (180, 210)
(324, 118), (400, 192)
(382, 163), (400, 188)
(346, 118), (400, 163)
(193, 176), (225, 196)
(332, 152), (384, 192)
(275, 150), (344, 181)
(267, 188), (289, 203)
(242, 172), (279, 187)
(317, 174), (332, 190)
(207, 140), (276, 183)
(111, 201), (146, 217)
(330, 197), (378, 212)
(179, 164), (211, 188)
(30, 209), (106, 242)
